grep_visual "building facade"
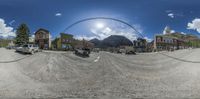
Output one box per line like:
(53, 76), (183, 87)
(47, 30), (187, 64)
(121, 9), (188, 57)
(60, 33), (74, 50)
(74, 39), (94, 50)
(0, 39), (13, 47)
(52, 33), (74, 50)
(154, 35), (188, 51)
(146, 41), (154, 52)
(35, 28), (51, 49)
(133, 38), (147, 52)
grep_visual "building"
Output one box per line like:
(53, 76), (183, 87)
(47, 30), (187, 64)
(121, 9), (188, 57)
(154, 35), (175, 51)
(153, 26), (191, 51)
(35, 28), (51, 49)
(0, 39), (13, 47)
(146, 40), (154, 52)
(154, 34), (188, 51)
(133, 38), (147, 52)
(60, 33), (74, 50)
(8, 40), (15, 47)
(74, 39), (94, 50)
(52, 33), (74, 50)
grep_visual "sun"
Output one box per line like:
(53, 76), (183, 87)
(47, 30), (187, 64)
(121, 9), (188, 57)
(96, 22), (105, 29)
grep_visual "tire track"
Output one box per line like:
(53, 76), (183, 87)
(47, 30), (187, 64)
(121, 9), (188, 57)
(0, 55), (32, 63)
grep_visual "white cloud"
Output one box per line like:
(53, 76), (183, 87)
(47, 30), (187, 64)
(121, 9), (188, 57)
(144, 37), (152, 42)
(187, 18), (200, 33)
(181, 32), (186, 35)
(31, 34), (35, 38)
(55, 13), (62, 17)
(163, 30), (175, 34)
(89, 26), (138, 41)
(75, 35), (97, 40)
(168, 13), (174, 18)
(75, 21), (143, 41)
(166, 10), (172, 13)
(0, 18), (16, 38)
(163, 26), (175, 34)
(166, 11), (184, 19)
(171, 30), (175, 33)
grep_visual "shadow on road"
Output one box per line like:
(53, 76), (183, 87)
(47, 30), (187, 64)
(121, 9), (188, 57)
(159, 52), (200, 63)
(74, 53), (90, 58)
(0, 55), (31, 63)
(0, 51), (33, 63)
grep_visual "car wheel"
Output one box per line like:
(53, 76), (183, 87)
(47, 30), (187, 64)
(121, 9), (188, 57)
(31, 50), (35, 54)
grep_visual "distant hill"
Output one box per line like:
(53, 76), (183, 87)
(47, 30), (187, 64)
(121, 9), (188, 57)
(90, 35), (133, 48)
(89, 38), (102, 47)
(0, 36), (15, 40)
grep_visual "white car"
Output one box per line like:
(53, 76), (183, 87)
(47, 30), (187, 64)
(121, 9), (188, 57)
(16, 44), (39, 54)
(15, 46), (23, 52)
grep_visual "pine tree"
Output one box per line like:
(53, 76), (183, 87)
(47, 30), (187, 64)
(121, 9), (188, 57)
(15, 24), (30, 45)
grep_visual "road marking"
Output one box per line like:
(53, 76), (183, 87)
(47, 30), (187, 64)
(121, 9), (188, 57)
(94, 56), (100, 62)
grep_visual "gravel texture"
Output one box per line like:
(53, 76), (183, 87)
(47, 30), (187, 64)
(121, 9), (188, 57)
(0, 48), (199, 98)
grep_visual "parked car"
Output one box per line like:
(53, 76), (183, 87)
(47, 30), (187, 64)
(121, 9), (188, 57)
(15, 46), (23, 52)
(125, 46), (136, 55)
(16, 44), (39, 54)
(6, 46), (15, 50)
(93, 48), (100, 53)
(117, 50), (123, 54)
(74, 48), (90, 57)
(126, 50), (136, 55)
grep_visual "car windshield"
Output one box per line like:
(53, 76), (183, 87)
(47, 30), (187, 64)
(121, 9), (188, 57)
(23, 45), (28, 47)
(1, 0), (200, 98)
(33, 45), (38, 47)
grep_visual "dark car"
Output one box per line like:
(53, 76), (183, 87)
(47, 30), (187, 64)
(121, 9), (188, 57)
(126, 50), (136, 55)
(74, 48), (90, 57)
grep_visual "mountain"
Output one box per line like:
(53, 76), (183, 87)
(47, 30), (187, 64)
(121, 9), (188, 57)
(102, 35), (133, 47)
(89, 38), (101, 47)
(89, 35), (133, 48)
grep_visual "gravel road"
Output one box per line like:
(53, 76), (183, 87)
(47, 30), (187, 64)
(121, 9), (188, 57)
(0, 48), (200, 98)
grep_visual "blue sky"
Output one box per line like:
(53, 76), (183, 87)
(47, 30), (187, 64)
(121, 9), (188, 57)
(1, 0), (200, 41)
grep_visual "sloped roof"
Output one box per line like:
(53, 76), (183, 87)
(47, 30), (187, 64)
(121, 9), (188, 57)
(35, 28), (50, 34)
(156, 34), (178, 39)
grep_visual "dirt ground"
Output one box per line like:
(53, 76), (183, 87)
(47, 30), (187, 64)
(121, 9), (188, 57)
(0, 48), (200, 98)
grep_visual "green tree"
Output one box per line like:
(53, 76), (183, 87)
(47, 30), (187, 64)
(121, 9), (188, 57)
(52, 37), (60, 49)
(15, 23), (30, 45)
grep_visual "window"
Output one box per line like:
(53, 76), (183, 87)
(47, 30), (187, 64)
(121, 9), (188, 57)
(23, 45), (28, 47)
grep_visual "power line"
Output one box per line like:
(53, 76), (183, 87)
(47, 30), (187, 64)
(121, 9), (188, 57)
(63, 17), (145, 38)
